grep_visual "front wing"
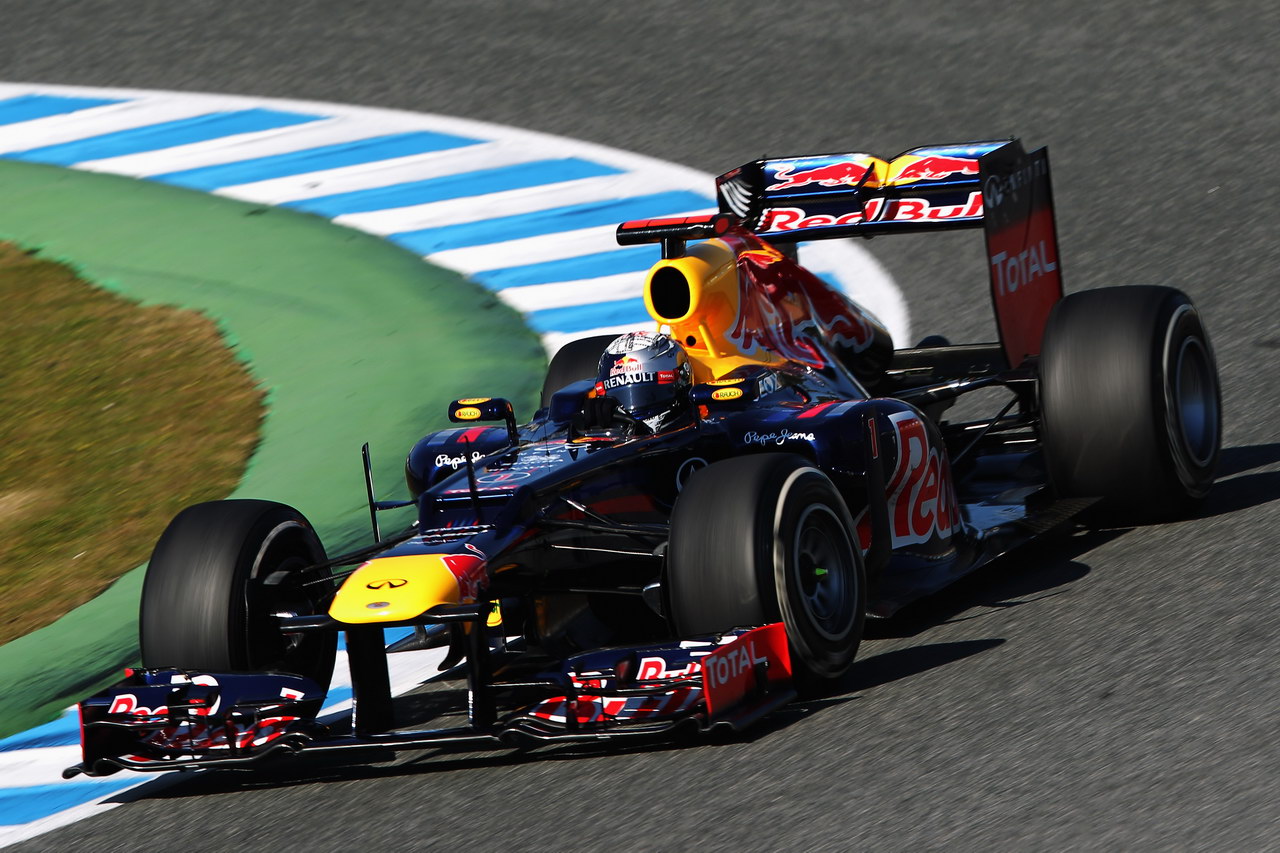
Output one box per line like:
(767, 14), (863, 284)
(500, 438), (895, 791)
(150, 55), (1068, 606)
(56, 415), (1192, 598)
(64, 623), (793, 778)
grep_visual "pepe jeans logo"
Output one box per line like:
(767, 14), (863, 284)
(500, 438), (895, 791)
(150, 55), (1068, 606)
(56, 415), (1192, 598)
(742, 429), (816, 447)
(366, 578), (407, 590)
(436, 451), (482, 469)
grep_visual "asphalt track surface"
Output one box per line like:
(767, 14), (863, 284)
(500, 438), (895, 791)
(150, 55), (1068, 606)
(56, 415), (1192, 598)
(3, 2), (1278, 850)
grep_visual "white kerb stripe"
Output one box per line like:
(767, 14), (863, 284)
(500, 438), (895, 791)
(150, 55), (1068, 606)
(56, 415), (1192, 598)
(214, 139), (537, 204)
(0, 96), (285, 155)
(334, 171), (695, 236)
(427, 208), (710, 274)
(542, 324), (658, 356)
(73, 116), (387, 177)
(499, 272), (646, 314)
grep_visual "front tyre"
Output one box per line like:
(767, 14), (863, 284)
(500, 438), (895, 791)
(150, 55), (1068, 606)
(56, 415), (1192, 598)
(667, 454), (865, 682)
(1039, 286), (1221, 520)
(139, 500), (336, 691)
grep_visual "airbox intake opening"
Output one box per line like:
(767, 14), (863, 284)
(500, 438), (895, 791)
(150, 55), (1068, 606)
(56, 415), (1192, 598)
(649, 266), (691, 321)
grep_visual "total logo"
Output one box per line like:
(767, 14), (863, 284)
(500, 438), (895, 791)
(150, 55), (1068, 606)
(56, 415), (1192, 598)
(990, 240), (1058, 296)
(701, 640), (769, 691)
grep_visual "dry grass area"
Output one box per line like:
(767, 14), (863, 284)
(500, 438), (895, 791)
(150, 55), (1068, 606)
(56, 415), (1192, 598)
(0, 243), (264, 644)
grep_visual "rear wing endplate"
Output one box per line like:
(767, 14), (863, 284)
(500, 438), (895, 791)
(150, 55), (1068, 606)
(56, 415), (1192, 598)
(977, 142), (1063, 367)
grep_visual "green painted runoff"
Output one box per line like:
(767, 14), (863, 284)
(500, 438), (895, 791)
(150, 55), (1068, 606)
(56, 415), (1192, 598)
(0, 160), (546, 738)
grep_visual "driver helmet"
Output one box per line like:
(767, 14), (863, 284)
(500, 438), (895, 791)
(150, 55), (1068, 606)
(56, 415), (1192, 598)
(595, 331), (692, 433)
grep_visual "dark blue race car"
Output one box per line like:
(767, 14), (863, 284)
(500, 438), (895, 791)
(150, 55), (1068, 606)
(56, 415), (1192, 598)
(66, 138), (1221, 777)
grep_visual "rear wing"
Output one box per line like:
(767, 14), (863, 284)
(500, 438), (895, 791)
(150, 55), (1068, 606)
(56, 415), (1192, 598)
(715, 140), (1008, 240)
(616, 137), (1064, 368)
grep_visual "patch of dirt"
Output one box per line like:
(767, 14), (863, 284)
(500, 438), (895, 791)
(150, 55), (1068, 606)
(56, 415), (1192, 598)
(0, 242), (265, 643)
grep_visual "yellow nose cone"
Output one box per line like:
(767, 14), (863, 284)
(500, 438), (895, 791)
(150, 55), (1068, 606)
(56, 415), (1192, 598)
(328, 555), (463, 624)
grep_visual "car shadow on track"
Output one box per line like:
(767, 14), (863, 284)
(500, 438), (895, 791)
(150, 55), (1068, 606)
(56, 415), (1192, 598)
(1217, 443), (1280, 477)
(110, 632), (1011, 804)
(1197, 470), (1280, 518)
(103, 522), (1149, 801)
(1193, 443), (1280, 518)
(864, 529), (1111, 641)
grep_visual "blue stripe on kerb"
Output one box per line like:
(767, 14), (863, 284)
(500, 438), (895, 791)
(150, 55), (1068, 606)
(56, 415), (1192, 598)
(468, 246), (659, 289)
(391, 191), (713, 254)
(285, 158), (623, 217)
(525, 297), (650, 333)
(10, 109), (322, 165)
(0, 780), (141, 825)
(0, 626), (414, 751)
(322, 685), (354, 710)
(0, 709), (78, 752)
(334, 625), (415, 652)
(0, 94), (124, 126)
(153, 131), (482, 190)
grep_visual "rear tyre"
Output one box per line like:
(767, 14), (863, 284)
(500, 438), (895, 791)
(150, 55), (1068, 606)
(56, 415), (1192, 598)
(1039, 286), (1221, 520)
(139, 500), (336, 690)
(667, 454), (865, 682)
(539, 334), (617, 408)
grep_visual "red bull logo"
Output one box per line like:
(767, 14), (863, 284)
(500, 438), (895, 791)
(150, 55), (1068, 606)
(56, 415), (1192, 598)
(610, 355), (643, 376)
(890, 154), (980, 184)
(611, 356), (645, 376)
(767, 159), (872, 191)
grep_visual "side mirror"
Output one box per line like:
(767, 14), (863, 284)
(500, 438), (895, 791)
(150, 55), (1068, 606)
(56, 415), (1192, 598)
(448, 397), (518, 444)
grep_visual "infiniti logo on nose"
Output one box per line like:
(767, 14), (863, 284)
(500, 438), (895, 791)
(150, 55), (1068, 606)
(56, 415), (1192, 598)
(366, 579), (407, 590)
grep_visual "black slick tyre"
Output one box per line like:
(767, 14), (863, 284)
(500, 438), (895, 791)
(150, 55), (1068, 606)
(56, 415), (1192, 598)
(540, 334), (617, 408)
(667, 453), (865, 682)
(139, 500), (336, 691)
(1039, 286), (1221, 521)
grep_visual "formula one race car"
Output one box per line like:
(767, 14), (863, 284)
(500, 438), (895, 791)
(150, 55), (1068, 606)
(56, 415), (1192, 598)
(66, 139), (1221, 777)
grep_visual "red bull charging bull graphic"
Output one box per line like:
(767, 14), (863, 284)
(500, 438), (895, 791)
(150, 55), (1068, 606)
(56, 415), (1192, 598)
(767, 157), (876, 192)
(889, 153), (981, 183)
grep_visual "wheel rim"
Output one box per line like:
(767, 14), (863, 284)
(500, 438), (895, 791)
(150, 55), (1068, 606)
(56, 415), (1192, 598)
(247, 555), (306, 666)
(245, 527), (332, 679)
(791, 504), (856, 640)
(1173, 335), (1218, 467)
